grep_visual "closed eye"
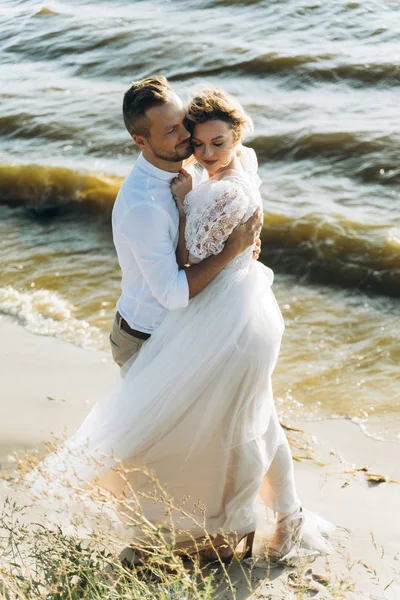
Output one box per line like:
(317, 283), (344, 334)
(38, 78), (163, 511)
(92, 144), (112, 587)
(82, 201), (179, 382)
(192, 142), (223, 147)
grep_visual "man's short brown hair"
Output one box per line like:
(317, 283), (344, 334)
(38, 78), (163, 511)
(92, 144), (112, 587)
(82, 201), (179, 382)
(123, 76), (172, 138)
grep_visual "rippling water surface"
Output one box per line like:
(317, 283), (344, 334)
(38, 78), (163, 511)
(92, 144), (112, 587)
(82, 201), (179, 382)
(0, 0), (399, 440)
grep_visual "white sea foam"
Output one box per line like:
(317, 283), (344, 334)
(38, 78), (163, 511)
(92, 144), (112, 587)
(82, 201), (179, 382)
(387, 229), (400, 248)
(0, 286), (106, 350)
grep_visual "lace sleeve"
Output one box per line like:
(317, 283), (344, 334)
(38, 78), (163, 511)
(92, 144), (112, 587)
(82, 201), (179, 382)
(185, 180), (248, 263)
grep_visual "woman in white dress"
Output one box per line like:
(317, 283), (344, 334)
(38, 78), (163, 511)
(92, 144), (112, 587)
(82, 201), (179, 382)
(28, 88), (322, 563)
(169, 88), (303, 561)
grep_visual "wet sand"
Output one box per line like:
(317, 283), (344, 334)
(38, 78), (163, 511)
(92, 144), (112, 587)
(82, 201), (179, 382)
(1, 315), (399, 599)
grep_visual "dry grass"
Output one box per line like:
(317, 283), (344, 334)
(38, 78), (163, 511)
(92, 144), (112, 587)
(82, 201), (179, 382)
(0, 446), (257, 599)
(1, 443), (398, 599)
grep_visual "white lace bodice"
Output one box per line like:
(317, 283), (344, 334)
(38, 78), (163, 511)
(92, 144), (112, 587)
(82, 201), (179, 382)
(183, 147), (263, 271)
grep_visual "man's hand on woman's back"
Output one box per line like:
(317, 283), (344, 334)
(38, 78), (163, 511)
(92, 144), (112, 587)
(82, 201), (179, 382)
(225, 206), (263, 259)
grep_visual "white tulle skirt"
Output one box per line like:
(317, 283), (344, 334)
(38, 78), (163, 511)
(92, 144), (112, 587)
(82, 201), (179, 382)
(27, 261), (292, 542)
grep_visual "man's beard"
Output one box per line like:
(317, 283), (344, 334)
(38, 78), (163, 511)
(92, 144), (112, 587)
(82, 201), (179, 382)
(149, 139), (193, 163)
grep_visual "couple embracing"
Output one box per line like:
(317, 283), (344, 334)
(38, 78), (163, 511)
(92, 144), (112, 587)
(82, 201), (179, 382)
(29, 76), (331, 564)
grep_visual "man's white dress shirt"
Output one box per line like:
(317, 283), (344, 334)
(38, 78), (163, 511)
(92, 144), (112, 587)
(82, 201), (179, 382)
(112, 153), (189, 334)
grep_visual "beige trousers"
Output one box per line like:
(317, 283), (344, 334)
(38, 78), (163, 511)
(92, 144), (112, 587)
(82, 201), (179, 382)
(109, 314), (147, 368)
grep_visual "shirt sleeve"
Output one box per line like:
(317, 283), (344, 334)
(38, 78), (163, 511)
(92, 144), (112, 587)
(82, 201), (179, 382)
(120, 203), (189, 311)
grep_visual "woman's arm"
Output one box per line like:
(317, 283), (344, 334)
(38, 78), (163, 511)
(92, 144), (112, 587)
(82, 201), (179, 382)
(172, 174), (263, 298)
(172, 174), (261, 277)
(185, 180), (248, 263)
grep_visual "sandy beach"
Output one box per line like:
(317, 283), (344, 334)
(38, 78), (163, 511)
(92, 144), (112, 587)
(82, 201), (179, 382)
(1, 314), (399, 599)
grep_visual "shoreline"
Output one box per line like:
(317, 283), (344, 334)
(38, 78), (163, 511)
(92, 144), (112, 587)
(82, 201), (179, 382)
(1, 315), (399, 598)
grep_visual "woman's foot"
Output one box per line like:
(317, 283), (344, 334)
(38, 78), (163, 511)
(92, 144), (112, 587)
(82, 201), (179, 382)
(201, 531), (255, 564)
(267, 506), (303, 562)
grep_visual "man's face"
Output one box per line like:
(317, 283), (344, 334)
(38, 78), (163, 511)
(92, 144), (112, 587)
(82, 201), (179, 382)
(142, 94), (193, 163)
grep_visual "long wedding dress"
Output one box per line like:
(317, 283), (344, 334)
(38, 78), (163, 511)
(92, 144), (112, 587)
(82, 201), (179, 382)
(27, 148), (331, 552)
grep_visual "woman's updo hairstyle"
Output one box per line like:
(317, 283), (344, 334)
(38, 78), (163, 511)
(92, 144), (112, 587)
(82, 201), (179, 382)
(185, 88), (253, 144)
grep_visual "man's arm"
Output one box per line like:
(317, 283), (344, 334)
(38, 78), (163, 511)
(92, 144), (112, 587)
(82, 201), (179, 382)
(121, 204), (190, 311)
(122, 203), (262, 309)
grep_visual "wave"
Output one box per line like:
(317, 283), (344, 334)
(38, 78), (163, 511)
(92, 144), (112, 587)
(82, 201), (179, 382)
(2, 121), (398, 186)
(0, 286), (105, 350)
(261, 212), (400, 297)
(3, 25), (398, 90)
(169, 55), (400, 88)
(0, 164), (399, 296)
(251, 130), (397, 162)
(4, 29), (135, 62)
(35, 7), (58, 17)
(250, 132), (400, 184)
(0, 113), (87, 144)
(201, 0), (264, 5)
(3, 0), (399, 92)
(0, 164), (121, 213)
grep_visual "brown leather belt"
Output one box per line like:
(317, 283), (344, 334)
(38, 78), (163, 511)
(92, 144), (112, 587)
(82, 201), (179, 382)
(116, 311), (151, 340)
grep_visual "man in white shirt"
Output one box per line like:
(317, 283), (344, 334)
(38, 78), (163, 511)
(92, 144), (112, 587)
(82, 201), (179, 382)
(110, 76), (262, 367)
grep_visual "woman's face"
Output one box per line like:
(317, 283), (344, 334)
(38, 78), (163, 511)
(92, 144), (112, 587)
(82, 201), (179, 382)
(191, 120), (237, 175)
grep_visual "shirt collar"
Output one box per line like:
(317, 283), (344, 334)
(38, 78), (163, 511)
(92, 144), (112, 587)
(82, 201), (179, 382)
(137, 153), (180, 182)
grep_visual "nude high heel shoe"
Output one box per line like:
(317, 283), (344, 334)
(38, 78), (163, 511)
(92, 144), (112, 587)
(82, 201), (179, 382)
(267, 506), (304, 562)
(201, 530), (255, 564)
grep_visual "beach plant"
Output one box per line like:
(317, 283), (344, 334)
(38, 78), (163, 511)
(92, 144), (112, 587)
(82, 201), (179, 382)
(0, 495), (219, 600)
(0, 447), (259, 600)
(5, 442), (396, 600)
